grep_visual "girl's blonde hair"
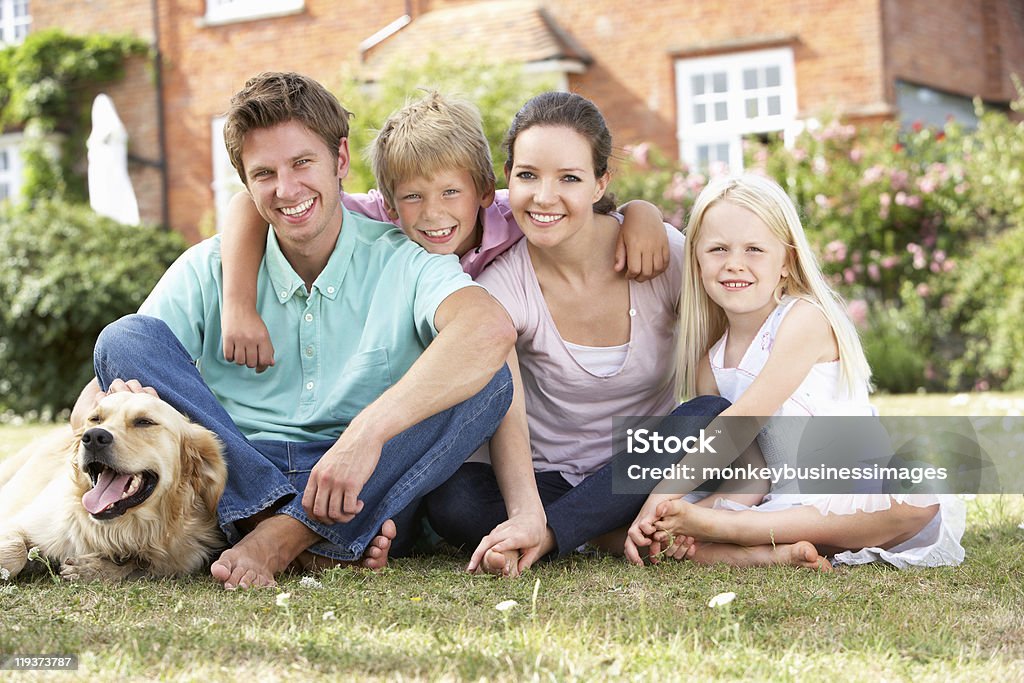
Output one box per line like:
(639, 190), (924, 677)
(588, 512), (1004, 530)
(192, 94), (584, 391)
(676, 174), (871, 401)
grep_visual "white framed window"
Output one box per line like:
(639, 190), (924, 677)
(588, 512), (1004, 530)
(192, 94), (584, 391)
(675, 47), (797, 171)
(204, 0), (303, 26)
(0, 0), (31, 46)
(0, 133), (24, 203)
(211, 117), (245, 233)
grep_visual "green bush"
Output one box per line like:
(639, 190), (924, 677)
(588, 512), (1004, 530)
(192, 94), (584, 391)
(613, 85), (1024, 393)
(0, 201), (185, 416)
(939, 221), (1024, 391)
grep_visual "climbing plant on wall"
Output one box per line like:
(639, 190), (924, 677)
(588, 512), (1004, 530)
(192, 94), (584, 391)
(0, 28), (149, 202)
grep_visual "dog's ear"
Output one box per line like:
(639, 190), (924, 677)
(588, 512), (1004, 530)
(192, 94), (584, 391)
(180, 423), (228, 517)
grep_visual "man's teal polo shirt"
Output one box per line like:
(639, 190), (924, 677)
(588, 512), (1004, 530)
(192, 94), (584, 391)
(139, 205), (476, 442)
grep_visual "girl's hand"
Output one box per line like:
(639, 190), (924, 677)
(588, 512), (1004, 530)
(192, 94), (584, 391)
(222, 306), (275, 373)
(624, 492), (681, 565)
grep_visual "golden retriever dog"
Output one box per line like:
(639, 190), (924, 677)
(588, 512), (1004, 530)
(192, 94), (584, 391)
(0, 391), (227, 582)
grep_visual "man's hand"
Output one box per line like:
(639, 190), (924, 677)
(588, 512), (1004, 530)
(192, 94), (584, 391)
(301, 422), (385, 525)
(70, 378), (159, 431)
(466, 510), (548, 577)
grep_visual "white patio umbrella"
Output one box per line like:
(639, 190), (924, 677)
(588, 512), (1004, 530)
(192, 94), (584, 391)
(87, 93), (140, 225)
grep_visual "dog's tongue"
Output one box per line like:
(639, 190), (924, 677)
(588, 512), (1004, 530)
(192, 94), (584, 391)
(82, 469), (132, 514)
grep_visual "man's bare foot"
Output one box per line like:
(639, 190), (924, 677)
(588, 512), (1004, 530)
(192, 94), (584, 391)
(211, 515), (319, 589)
(289, 519), (398, 573)
(689, 539), (833, 571)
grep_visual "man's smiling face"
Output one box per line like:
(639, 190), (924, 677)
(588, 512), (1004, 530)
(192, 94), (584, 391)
(242, 120), (349, 254)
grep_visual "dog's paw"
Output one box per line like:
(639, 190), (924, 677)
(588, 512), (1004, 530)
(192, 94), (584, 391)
(60, 555), (132, 582)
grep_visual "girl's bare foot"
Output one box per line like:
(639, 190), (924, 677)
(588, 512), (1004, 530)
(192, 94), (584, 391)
(689, 539), (833, 571)
(481, 547), (520, 577)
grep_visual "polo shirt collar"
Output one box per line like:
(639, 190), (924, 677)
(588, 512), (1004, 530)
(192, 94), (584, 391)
(265, 204), (357, 304)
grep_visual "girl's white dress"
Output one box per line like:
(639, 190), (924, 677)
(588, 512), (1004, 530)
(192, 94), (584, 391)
(702, 297), (966, 568)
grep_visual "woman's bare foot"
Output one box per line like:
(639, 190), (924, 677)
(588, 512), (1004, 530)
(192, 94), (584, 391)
(481, 548), (520, 577)
(689, 539), (833, 571)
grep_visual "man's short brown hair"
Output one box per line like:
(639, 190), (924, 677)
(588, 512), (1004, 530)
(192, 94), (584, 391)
(223, 72), (352, 185)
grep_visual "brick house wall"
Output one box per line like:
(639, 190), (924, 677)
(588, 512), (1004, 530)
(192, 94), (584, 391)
(29, 0), (1024, 241)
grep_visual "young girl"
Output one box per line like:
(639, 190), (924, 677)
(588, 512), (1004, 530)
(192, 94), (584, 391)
(625, 174), (965, 570)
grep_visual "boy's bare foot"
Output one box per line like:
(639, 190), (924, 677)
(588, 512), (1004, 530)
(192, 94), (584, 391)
(290, 519), (398, 573)
(689, 539), (833, 571)
(211, 514), (318, 589)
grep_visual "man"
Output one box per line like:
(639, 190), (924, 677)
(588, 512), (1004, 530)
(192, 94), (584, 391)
(71, 72), (515, 589)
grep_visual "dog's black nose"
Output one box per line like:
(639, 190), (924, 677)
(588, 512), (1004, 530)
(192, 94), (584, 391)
(81, 427), (114, 451)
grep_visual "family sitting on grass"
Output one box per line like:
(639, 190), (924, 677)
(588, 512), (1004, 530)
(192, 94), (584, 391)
(70, 72), (965, 589)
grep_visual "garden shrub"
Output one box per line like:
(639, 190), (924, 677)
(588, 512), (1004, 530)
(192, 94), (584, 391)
(613, 86), (1024, 393)
(0, 201), (185, 416)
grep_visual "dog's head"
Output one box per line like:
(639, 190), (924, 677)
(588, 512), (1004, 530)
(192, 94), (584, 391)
(73, 392), (227, 522)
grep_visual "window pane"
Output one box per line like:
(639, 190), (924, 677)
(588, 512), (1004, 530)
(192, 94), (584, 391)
(0, 184), (9, 201)
(712, 72), (727, 93)
(697, 145), (710, 164)
(714, 101), (727, 121)
(745, 98), (758, 118)
(766, 66), (781, 87)
(694, 103), (706, 124)
(691, 74), (705, 96)
(767, 95), (781, 116)
(0, 150), (8, 171)
(716, 143), (730, 162)
(743, 68), (758, 90)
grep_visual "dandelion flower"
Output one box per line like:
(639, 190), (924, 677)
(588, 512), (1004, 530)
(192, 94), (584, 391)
(275, 592), (291, 607)
(708, 592), (736, 608)
(409, 596), (422, 602)
(299, 576), (323, 589)
(495, 599), (518, 612)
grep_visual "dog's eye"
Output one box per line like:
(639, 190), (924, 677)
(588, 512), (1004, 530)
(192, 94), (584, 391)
(133, 418), (157, 427)
(88, 415), (102, 423)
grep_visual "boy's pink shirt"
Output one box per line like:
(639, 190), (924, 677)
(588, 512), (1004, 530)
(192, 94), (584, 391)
(341, 188), (523, 279)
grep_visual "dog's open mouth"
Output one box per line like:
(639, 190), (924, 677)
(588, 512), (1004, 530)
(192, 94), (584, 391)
(82, 464), (159, 519)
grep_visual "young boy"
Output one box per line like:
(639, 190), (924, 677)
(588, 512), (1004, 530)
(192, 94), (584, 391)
(218, 91), (669, 371)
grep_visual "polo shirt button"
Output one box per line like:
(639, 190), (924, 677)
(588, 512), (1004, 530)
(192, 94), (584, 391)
(305, 346), (314, 356)
(304, 313), (313, 322)
(280, 291), (288, 298)
(306, 381), (314, 391)
(327, 286), (336, 294)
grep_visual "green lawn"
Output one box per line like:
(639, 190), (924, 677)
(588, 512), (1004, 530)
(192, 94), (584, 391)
(1, 394), (1023, 681)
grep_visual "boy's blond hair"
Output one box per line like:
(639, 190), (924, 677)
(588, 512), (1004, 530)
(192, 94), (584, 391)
(677, 174), (872, 401)
(369, 91), (496, 210)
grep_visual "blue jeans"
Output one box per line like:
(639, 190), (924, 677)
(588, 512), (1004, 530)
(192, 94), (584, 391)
(424, 395), (731, 557)
(93, 314), (513, 561)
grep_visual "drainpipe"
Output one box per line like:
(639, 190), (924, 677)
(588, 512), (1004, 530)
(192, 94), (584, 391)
(151, 0), (170, 229)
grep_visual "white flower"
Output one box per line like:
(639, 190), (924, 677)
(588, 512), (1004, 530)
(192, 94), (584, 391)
(708, 591), (737, 608)
(322, 610), (336, 621)
(1018, 521), (1024, 530)
(0, 567), (10, 581)
(299, 576), (322, 589)
(495, 599), (518, 612)
(26, 547), (42, 562)
(275, 592), (291, 607)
